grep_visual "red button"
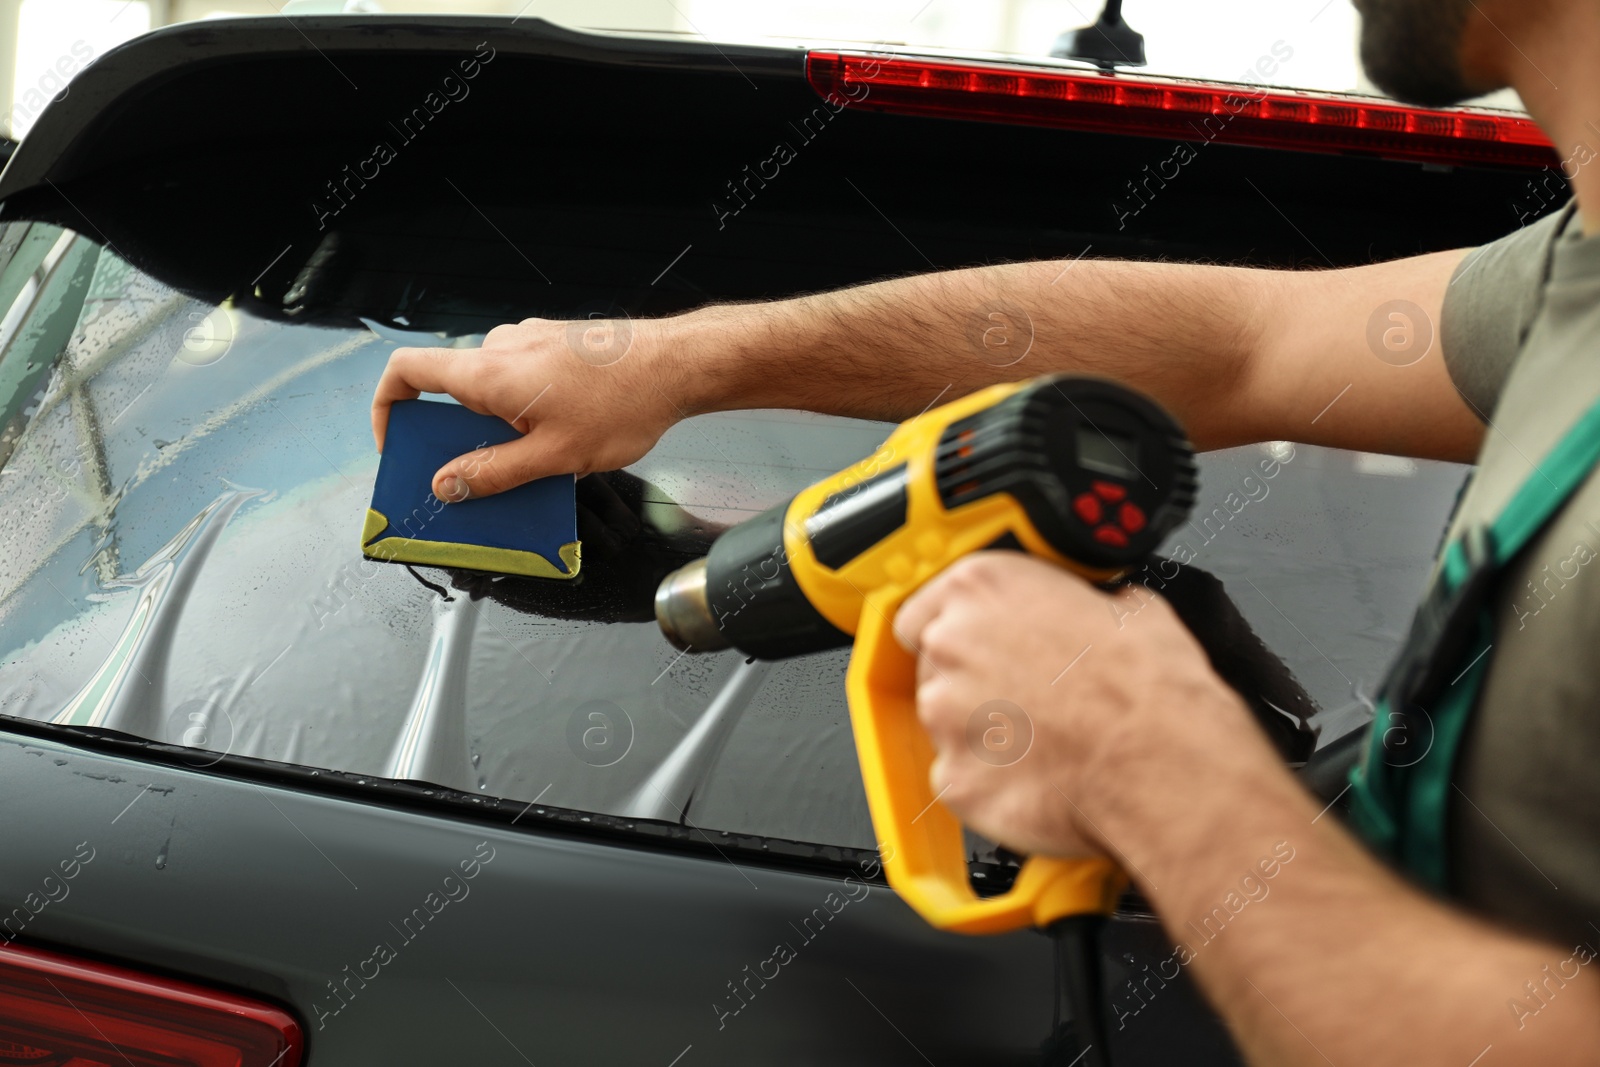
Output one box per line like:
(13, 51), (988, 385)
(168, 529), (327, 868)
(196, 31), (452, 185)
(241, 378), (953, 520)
(1092, 480), (1127, 502)
(1093, 525), (1129, 548)
(1073, 493), (1102, 524)
(1120, 502), (1146, 533)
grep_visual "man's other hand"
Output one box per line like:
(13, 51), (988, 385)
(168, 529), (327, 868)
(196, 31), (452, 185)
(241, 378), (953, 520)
(893, 551), (1271, 860)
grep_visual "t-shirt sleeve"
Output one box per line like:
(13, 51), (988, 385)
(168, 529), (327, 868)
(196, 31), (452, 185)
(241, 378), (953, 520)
(1440, 205), (1573, 418)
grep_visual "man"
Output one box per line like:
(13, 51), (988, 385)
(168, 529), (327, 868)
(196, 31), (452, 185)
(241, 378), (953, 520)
(372, 0), (1600, 1060)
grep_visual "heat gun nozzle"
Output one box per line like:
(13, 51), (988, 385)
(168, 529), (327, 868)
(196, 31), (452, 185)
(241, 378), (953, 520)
(654, 558), (731, 653)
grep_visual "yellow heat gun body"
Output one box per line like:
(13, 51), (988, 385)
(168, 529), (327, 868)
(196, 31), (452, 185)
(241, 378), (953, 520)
(654, 374), (1197, 1056)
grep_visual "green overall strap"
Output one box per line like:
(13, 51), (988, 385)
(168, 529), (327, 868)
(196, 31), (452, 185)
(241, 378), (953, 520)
(1348, 391), (1600, 890)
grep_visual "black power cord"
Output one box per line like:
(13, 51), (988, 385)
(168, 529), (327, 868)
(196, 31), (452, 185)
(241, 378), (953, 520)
(1048, 915), (1111, 1067)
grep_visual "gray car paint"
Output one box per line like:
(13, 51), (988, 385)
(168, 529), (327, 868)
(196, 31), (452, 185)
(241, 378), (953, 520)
(2, 726), (1252, 1065)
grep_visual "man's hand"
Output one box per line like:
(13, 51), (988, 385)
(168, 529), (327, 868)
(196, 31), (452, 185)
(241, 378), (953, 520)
(894, 551), (1270, 860)
(897, 554), (1600, 1067)
(370, 317), (685, 501)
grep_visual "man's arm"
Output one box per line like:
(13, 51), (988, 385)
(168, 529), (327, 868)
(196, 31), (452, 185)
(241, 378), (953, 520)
(896, 553), (1600, 1067)
(674, 251), (1482, 457)
(372, 250), (1483, 500)
(1137, 753), (1600, 1067)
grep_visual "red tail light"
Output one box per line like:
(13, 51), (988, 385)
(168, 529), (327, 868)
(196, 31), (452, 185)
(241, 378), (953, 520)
(807, 51), (1558, 170)
(0, 942), (302, 1067)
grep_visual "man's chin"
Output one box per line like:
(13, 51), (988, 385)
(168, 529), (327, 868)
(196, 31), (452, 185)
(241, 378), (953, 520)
(1364, 68), (1485, 108)
(1359, 38), (1486, 107)
(1354, 0), (1486, 107)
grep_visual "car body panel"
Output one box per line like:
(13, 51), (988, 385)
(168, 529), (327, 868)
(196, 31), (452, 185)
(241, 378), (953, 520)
(0, 724), (1253, 1065)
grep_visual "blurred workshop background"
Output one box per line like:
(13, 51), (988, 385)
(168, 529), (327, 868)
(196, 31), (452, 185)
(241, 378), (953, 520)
(0, 0), (1521, 142)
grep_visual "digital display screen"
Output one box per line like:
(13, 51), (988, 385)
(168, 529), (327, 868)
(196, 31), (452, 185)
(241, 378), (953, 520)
(1076, 427), (1139, 479)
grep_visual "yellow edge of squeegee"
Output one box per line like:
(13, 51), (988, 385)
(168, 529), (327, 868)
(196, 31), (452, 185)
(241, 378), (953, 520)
(361, 508), (581, 580)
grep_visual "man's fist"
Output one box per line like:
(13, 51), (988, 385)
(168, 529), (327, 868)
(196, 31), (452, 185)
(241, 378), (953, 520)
(893, 551), (1263, 861)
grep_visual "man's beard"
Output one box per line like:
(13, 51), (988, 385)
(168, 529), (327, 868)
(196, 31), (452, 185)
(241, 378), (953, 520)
(1354, 0), (1483, 106)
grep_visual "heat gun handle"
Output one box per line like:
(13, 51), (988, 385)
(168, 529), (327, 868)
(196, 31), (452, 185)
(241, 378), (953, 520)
(845, 593), (1128, 934)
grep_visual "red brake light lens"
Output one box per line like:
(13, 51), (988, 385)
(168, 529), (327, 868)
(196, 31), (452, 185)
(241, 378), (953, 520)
(806, 51), (1558, 170)
(0, 942), (302, 1067)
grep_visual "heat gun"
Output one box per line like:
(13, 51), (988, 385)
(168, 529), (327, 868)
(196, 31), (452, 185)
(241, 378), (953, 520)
(654, 374), (1197, 1063)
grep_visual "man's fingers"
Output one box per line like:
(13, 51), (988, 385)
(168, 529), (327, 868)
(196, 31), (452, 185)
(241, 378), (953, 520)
(373, 343), (571, 500)
(928, 752), (953, 802)
(371, 347), (476, 452)
(896, 553), (1009, 653)
(895, 575), (954, 655)
(433, 431), (569, 502)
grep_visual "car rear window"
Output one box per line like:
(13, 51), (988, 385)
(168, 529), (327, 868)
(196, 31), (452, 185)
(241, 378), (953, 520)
(0, 217), (1470, 863)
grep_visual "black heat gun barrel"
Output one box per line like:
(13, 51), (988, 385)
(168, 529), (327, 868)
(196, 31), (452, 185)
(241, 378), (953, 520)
(654, 374), (1197, 659)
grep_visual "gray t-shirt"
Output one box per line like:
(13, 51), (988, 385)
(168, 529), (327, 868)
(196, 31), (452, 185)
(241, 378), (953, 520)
(1439, 201), (1600, 949)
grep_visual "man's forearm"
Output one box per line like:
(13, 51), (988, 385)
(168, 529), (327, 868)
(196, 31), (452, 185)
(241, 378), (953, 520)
(669, 259), (1268, 450)
(1093, 714), (1600, 1066)
(661, 250), (1485, 461)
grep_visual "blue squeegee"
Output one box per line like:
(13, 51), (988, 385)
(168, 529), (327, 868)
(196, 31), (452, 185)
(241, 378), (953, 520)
(362, 398), (580, 579)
